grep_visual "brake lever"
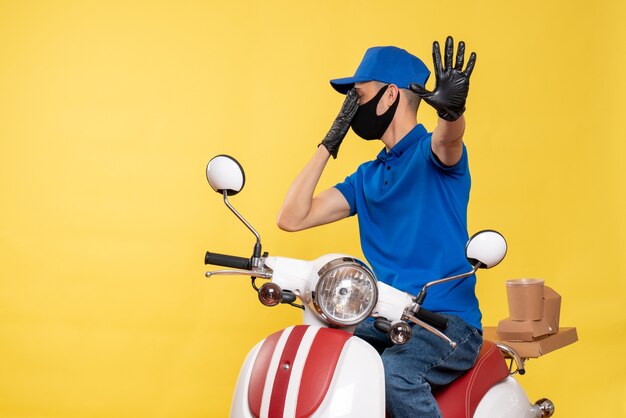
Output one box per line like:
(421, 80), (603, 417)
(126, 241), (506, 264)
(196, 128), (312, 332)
(205, 269), (272, 279)
(403, 313), (457, 348)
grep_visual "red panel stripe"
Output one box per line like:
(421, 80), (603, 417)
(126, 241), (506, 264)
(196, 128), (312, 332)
(268, 325), (309, 417)
(296, 328), (351, 418)
(248, 329), (284, 418)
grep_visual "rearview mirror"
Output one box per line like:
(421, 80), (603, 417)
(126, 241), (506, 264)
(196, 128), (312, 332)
(206, 155), (245, 196)
(465, 230), (507, 269)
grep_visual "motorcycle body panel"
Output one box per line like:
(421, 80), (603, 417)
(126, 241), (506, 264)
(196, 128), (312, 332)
(230, 325), (385, 418)
(473, 376), (537, 418)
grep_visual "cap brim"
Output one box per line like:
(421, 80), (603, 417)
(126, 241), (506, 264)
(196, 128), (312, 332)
(329, 76), (372, 94)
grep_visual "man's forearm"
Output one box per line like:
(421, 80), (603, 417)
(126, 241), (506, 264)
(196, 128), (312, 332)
(277, 146), (331, 231)
(432, 115), (465, 166)
(435, 114), (465, 144)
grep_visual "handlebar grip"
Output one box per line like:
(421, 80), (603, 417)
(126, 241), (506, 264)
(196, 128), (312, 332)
(415, 308), (448, 330)
(204, 251), (251, 269)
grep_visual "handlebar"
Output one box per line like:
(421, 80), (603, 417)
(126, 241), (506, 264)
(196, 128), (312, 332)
(204, 251), (251, 270)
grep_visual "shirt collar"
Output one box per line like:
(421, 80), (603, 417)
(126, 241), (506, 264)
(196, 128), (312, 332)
(376, 123), (428, 162)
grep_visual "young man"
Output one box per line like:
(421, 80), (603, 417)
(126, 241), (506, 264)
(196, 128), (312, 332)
(277, 37), (479, 418)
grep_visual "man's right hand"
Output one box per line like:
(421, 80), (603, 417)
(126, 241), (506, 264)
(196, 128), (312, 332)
(410, 36), (476, 122)
(319, 87), (359, 159)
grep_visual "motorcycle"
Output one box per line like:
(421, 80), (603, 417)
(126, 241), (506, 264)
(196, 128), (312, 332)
(203, 154), (555, 418)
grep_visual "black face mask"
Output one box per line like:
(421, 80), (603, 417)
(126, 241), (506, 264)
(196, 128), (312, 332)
(350, 85), (399, 140)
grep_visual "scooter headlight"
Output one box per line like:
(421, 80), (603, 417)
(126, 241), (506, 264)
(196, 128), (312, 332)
(312, 257), (378, 327)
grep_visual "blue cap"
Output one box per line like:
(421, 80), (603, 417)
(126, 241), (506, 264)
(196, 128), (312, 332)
(330, 46), (430, 94)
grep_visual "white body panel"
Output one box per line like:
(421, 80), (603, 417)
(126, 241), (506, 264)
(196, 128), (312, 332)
(473, 376), (537, 418)
(373, 281), (414, 322)
(264, 256), (314, 297)
(231, 340), (263, 418)
(264, 255), (414, 326)
(309, 336), (385, 418)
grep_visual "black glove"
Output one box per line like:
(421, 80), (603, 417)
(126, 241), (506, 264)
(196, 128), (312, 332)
(319, 87), (359, 158)
(410, 36), (476, 122)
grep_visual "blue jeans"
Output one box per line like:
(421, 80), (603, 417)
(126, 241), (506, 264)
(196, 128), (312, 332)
(355, 314), (483, 418)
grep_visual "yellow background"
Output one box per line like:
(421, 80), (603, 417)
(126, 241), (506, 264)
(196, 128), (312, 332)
(1, 1), (624, 417)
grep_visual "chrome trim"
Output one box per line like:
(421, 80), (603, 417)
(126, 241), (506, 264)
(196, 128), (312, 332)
(223, 191), (261, 245)
(311, 257), (378, 327)
(495, 342), (526, 375)
(533, 398), (555, 417)
(420, 265), (479, 294)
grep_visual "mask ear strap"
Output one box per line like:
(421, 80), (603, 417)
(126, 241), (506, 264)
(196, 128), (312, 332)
(361, 84), (389, 106)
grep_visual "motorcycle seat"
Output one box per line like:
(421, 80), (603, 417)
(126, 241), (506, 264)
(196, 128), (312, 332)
(433, 340), (510, 418)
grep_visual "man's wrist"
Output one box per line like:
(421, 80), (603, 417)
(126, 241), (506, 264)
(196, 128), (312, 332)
(317, 141), (334, 159)
(435, 114), (465, 140)
(437, 106), (465, 122)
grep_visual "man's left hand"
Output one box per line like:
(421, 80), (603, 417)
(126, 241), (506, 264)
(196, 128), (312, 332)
(410, 36), (476, 122)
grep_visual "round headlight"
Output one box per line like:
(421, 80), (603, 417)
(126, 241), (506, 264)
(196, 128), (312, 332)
(312, 257), (378, 327)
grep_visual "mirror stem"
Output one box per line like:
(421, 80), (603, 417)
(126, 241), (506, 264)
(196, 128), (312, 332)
(223, 191), (262, 259)
(414, 263), (481, 306)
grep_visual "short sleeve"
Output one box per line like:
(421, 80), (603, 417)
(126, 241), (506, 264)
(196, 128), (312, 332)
(334, 173), (358, 216)
(420, 136), (468, 177)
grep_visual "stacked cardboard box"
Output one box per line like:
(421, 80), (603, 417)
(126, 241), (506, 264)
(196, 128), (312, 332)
(497, 286), (562, 341)
(489, 282), (577, 359)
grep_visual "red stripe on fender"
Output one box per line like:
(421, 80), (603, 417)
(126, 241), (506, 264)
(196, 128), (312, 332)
(248, 329), (284, 418)
(268, 325), (309, 417)
(295, 328), (352, 418)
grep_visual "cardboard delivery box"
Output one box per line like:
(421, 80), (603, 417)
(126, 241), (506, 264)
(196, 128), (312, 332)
(542, 286), (562, 332)
(489, 282), (576, 358)
(496, 318), (554, 341)
(497, 284), (562, 341)
(484, 326), (578, 358)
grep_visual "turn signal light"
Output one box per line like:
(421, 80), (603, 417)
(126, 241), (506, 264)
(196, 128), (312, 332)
(389, 321), (412, 345)
(258, 283), (282, 307)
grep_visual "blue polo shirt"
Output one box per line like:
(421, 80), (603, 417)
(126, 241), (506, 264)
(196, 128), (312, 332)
(334, 124), (481, 331)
